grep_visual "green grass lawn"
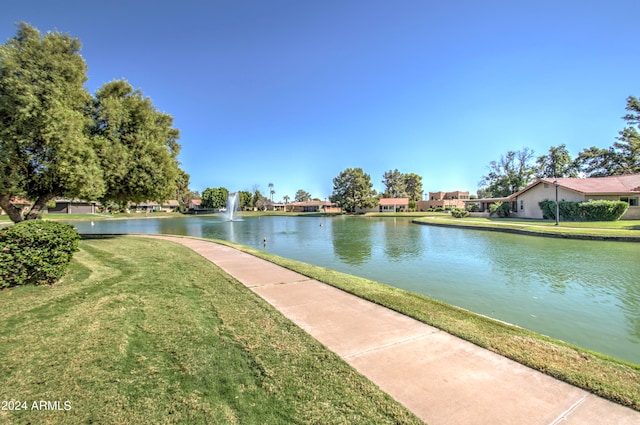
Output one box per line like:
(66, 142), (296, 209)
(413, 216), (640, 238)
(0, 237), (421, 425)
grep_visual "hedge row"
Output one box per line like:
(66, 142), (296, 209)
(539, 199), (629, 221)
(0, 221), (80, 288)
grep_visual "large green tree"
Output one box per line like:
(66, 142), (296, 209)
(294, 189), (311, 202)
(535, 144), (579, 178)
(479, 147), (536, 198)
(382, 169), (407, 198)
(330, 167), (378, 213)
(91, 80), (180, 205)
(201, 187), (229, 209)
(0, 23), (103, 222)
(174, 169), (194, 208)
(0, 24), (183, 222)
(382, 169), (423, 201)
(238, 190), (252, 210)
(577, 96), (640, 176)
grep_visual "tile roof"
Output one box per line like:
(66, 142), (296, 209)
(539, 174), (640, 194)
(379, 197), (409, 205)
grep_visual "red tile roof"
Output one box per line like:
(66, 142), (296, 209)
(539, 174), (640, 194)
(379, 198), (409, 205)
(10, 197), (32, 205)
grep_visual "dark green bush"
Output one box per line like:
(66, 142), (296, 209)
(489, 201), (510, 217)
(539, 199), (628, 221)
(451, 208), (470, 218)
(579, 200), (629, 221)
(0, 221), (80, 288)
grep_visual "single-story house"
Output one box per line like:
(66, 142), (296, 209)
(0, 197), (32, 216)
(48, 199), (98, 214)
(131, 200), (180, 213)
(469, 174), (640, 220)
(289, 200), (341, 213)
(187, 199), (203, 211)
(379, 197), (409, 212)
(356, 198), (409, 213)
(265, 202), (286, 211)
(417, 191), (470, 211)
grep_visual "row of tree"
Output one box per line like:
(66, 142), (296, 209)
(0, 23), (186, 223)
(201, 169), (423, 214)
(479, 96), (640, 198)
(198, 184), (319, 211)
(330, 168), (424, 213)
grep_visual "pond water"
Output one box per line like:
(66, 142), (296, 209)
(71, 215), (640, 364)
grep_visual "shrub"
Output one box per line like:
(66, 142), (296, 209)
(539, 199), (628, 221)
(489, 201), (510, 217)
(0, 221), (80, 288)
(451, 208), (469, 218)
(579, 200), (628, 221)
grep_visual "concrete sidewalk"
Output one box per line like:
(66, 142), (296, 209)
(146, 235), (640, 425)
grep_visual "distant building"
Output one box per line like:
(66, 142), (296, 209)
(0, 197), (32, 216)
(130, 200), (180, 213)
(187, 199), (203, 211)
(48, 199), (98, 214)
(355, 198), (410, 213)
(417, 191), (470, 211)
(378, 198), (409, 212)
(288, 200), (341, 213)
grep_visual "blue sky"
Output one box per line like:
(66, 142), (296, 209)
(2, 1), (639, 201)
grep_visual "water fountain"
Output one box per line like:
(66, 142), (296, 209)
(223, 192), (240, 221)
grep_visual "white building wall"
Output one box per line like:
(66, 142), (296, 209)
(511, 183), (585, 219)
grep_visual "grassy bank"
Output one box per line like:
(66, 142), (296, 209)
(210, 238), (640, 411)
(413, 216), (640, 239)
(0, 237), (421, 424)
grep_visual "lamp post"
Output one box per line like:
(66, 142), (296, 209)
(554, 180), (559, 226)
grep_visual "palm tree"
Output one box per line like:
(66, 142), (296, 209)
(283, 195), (290, 212)
(268, 183), (274, 202)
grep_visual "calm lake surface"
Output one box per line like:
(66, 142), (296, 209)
(72, 215), (640, 364)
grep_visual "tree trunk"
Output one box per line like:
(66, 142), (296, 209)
(24, 194), (55, 220)
(0, 194), (25, 223)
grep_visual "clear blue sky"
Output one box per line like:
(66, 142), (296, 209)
(2, 1), (639, 201)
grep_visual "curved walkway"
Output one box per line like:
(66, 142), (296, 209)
(145, 235), (640, 425)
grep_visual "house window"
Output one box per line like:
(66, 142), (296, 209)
(621, 197), (639, 206)
(520, 200), (524, 211)
(543, 183), (549, 189)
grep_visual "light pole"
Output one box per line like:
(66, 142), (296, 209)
(554, 180), (559, 226)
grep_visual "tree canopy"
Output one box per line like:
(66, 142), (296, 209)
(576, 96), (640, 177)
(479, 147), (535, 198)
(381, 169), (423, 202)
(201, 187), (229, 210)
(330, 168), (378, 213)
(0, 23), (183, 222)
(91, 80), (181, 205)
(294, 189), (311, 202)
(535, 144), (579, 179)
(0, 23), (100, 221)
(382, 169), (406, 198)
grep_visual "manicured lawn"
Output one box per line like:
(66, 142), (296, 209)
(413, 216), (640, 238)
(0, 237), (421, 424)
(212, 238), (640, 412)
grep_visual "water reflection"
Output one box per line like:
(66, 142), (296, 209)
(332, 217), (372, 265)
(381, 217), (423, 262)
